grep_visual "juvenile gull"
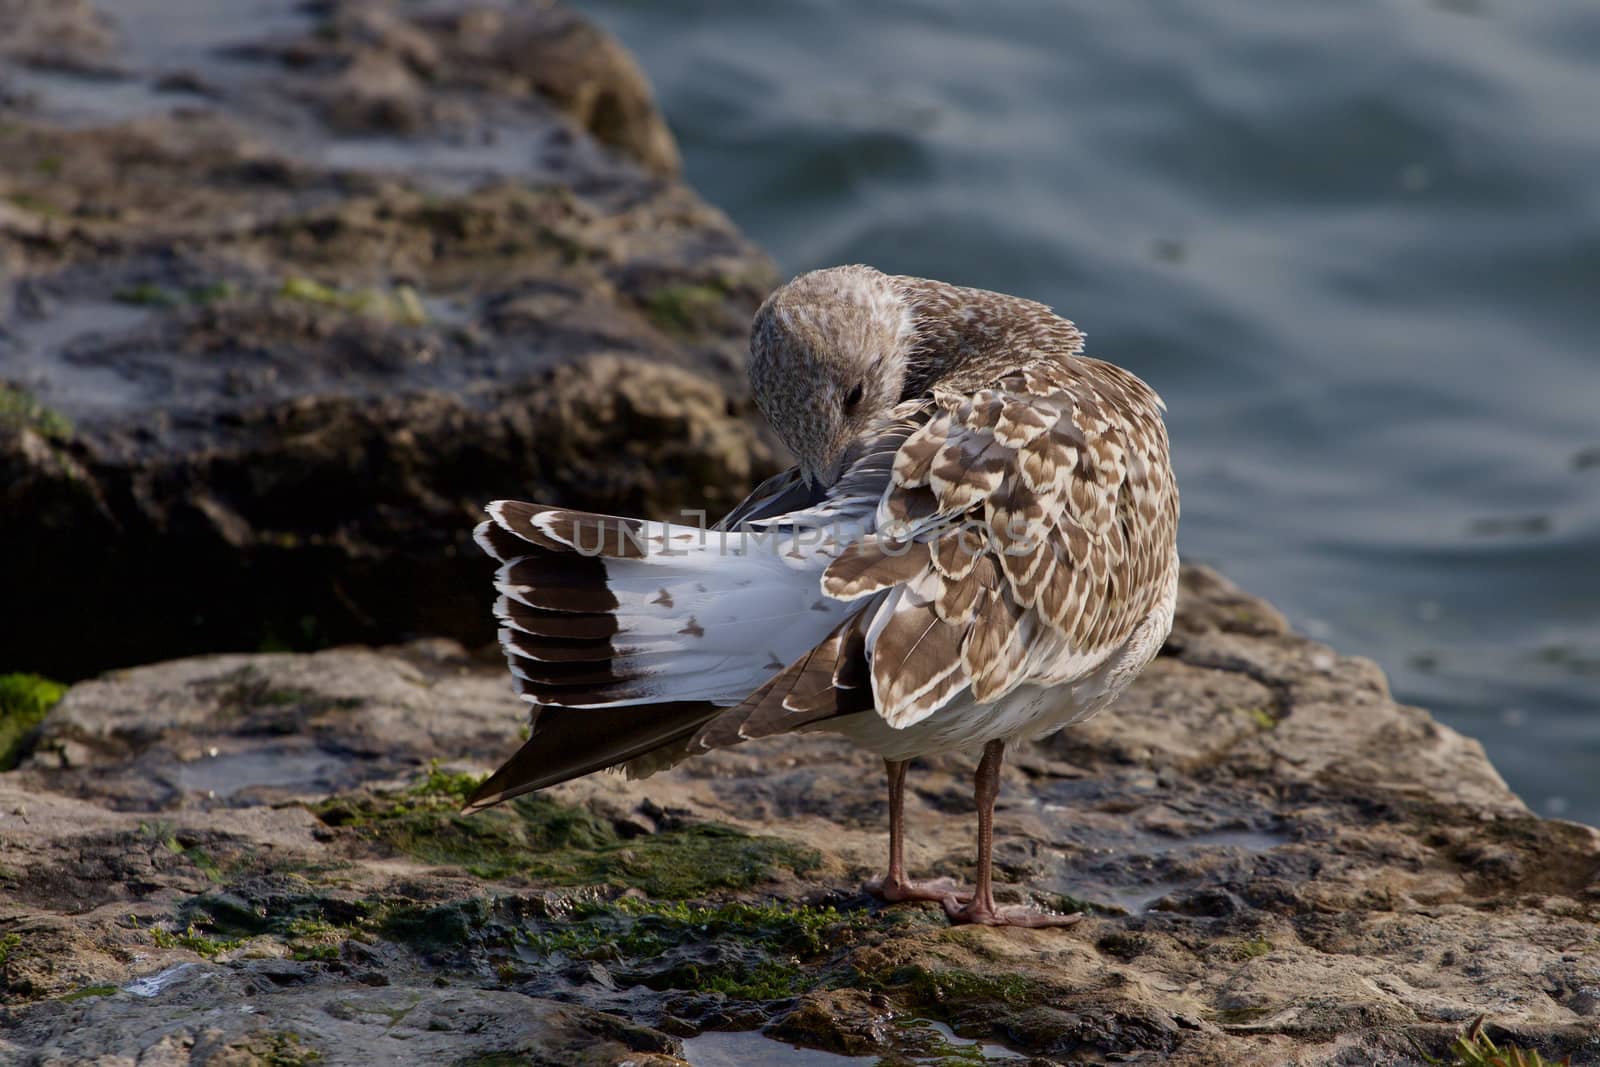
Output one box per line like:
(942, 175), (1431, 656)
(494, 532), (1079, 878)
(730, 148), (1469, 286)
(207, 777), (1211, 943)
(468, 265), (1179, 927)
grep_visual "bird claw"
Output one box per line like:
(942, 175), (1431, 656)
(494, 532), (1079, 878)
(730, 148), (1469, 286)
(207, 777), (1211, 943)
(941, 898), (1084, 928)
(863, 875), (971, 906)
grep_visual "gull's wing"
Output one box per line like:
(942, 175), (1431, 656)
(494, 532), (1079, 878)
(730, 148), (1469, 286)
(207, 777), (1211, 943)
(463, 441), (886, 810)
(695, 356), (1178, 745)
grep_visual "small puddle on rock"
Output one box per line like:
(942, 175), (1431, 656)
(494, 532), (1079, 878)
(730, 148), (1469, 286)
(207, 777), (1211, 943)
(3, 300), (155, 416)
(683, 1021), (1024, 1066)
(4, 67), (197, 127)
(123, 962), (203, 998)
(171, 747), (349, 800)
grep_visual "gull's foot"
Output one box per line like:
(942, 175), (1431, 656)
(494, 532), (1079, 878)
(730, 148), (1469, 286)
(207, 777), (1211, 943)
(942, 898), (1084, 928)
(863, 874), (971, 905)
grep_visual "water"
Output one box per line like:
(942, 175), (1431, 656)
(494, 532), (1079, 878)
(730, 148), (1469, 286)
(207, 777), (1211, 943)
(683, 1021), (1024, 1066)
(573, 0), (1600, 827)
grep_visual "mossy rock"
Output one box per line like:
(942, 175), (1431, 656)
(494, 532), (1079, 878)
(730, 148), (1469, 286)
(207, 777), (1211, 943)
(0, 387), (72, 441)
(506, 897), (872, 1001)
(0, 672), (68, 770)
(312, 773), (820, 899)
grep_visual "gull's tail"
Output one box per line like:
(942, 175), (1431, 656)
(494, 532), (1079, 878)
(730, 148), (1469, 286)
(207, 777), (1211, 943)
(464, 499), (846, 811)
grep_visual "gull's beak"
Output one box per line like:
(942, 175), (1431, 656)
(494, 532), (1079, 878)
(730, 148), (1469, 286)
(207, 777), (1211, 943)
(817, 449), (847, 488)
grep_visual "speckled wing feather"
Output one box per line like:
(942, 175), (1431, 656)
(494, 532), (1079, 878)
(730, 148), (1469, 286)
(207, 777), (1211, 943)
(695, 347), (1177, 743)
(821, 353), (1178, 730)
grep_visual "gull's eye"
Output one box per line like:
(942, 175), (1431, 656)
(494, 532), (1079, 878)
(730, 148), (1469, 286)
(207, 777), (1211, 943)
(843, 382), (864, 410)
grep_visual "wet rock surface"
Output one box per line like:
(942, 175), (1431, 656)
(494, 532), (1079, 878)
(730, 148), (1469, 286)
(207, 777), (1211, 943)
(0, 0), (778, 680)
(2, 567), (1596, 1066)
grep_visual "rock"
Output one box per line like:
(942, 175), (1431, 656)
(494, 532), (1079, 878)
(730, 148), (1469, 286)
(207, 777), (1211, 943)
(2, 567), (1596, 1066)
(0, 0), (116, 75)
(0, 0), (777, 681)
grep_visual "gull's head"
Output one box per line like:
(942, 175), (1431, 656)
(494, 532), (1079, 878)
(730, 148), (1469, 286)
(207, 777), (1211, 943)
(749, 265), (916, 486)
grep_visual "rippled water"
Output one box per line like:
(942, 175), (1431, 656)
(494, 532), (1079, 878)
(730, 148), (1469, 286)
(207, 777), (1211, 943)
(576, 0), (1600, 825)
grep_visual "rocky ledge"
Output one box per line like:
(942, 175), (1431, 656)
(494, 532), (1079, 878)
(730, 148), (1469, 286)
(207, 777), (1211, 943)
(1, 567), (1596, 1066)
(0, 0), (778, 680)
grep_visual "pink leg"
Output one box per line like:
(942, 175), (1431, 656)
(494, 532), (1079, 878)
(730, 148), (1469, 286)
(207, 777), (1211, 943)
(943, 741), (1082, 928)
(863, 759), (968, 904)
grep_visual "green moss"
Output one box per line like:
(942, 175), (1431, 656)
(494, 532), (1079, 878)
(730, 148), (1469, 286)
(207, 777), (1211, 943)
(525, 898), (862, 960)
(112, 282), (236, 307)
(408, 761), (489, 805)
(135, 821), (227, 883)
(182, 891), (274, 937)
(249, 1031), (323, 1066)
(284, 917), (360, 961)
(378, 897), (493, 953)
(695, 958), (809, 1000)
(0, 388), (72, 443)
(6, 192), (63, 217)
(1047, 892), (1117, 916)
(179, 886), (379, 962)
(891, 965), (1047, 1012)
(114, 283), (181, 307)
(149, 922), (246, 959)
(1231, 936), (1273, 960)
(644, 284), (725, 334)
(280, 275), (427, 325)
(0, 672), (68, 770)
(58, 984), (119, 1001)
(0, 932), (21, 967)
(512, 897), (867, 1001)
(1230, 705), (1277, 730)
(1449, 1016), (1570, 1067)
(313, 775), (819, 898)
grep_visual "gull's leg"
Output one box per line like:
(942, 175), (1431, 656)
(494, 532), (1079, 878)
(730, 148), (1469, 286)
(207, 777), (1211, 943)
(944, 740), (1082, 928)
(864, 759), (967, 904)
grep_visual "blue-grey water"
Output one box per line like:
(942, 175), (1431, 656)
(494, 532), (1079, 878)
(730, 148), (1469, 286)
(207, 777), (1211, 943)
(574, 0), (1600, 825)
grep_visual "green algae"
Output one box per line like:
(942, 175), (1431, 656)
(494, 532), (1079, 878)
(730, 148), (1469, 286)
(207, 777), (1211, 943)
(285, 917), (355, 961)
(1231, 704), (1277, 730)
(889, 965), (1048, 1013)
(644, 283), (725, 334)
(312, 772), (820, 898)
(58, 983), (119, 1001)
(378, 896), (493, 954)
(511, 897), (870, 1001)
(249, 1031), (323, 1066)
(523, 897), (863, 960)
(148, 921), (246, 959)
(180, 886), (379, 963)
(1047, 892), (1118, 917)
(114, 281), (236, 307)
(0, 672), (68, 770)
(1448, 1016), (1572, 1067)
(1231, 936), (1273, 960)
(0, 386), (72, 442)
(280, 275), (428, 325)
(5, 191), (63, 217)
(136, 821), (227, 883)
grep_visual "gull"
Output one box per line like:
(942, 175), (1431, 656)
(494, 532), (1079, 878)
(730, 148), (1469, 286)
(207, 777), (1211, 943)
(466, 265), (1179, 927)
